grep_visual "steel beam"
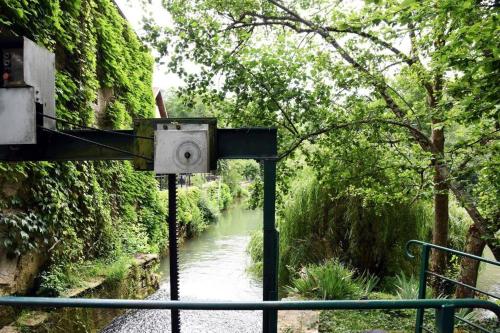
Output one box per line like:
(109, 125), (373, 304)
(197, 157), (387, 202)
(0, 128), (278, 163)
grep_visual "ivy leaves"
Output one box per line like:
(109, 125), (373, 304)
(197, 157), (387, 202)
(0, 212), (48, 257)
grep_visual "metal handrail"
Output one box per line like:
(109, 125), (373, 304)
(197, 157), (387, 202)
(0, 297), (498, 313)
(426, 271), (499, 300)
(406, 240), (500, 267)
(406, 240), (500, 333)
(1, 241), (498, 333)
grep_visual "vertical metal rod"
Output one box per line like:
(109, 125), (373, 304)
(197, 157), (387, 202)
(415, 244), (430, 333)
(263, 159), (278, 333)
(168, 174), (181, 333)
(435, 305), (455, 333)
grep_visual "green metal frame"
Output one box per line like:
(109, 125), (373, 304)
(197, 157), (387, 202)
(0, 297), (498, 312)
(406, 240), (500, 333)
(0, 122), (280, 333)
(0, 296), (498, 333)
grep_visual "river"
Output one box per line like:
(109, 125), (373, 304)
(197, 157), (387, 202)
(102, 203), (263, 333)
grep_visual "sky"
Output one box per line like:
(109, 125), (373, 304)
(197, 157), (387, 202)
(114, 0), (183, 91)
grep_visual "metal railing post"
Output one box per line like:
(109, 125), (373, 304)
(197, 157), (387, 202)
(263, 159), (278, 333)
(415, 244), (430, 333)
(435, 305), (455, 333)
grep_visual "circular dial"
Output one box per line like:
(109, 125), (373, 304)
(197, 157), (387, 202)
(174, 140), (203, 170)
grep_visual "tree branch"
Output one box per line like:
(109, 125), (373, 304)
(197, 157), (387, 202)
(279, 118), (431, 160)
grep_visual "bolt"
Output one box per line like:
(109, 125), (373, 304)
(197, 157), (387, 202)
(184, 151), (191, 159)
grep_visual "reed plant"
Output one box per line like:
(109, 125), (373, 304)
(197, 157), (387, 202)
(278, 170), (433, 285)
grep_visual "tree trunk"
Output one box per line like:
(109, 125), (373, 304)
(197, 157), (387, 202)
(487, 241), (500, 261)
(455, 224), (486, 298)
(430, 162), (449, 283)
(449, 182), (500, 262)
(429, 125), (449, 293)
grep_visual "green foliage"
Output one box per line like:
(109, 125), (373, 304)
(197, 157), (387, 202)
(287, 259), (362, 300)
(0, 0), (159, 292)
(247, 230), (263, 275)
(217, 160), (259, 198)
(448, 201), (473, 252)
(158, 0), (500, 266)
(247, 177), (263, 210)
(318, 293), (416, 333)
(197, 191), (219, 222)
(278, 171), (432, 284)
(393, 273), (419, 300)
(206, 181), (233, 211)
(0, 212), (48, 257)
(176, 187), (209, 237)
(39, 256), (133, 295)
(163, 90), (214, 118)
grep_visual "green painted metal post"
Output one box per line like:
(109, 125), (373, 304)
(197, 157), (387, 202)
(263, 159), (278, 333)
(415, 244), (430, 333)
(435, 305), (455, 333)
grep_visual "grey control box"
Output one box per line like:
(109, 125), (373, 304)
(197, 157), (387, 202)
(0, 36), (55, 145)
(154, 123), (211, 174)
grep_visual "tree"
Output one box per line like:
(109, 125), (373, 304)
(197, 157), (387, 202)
(151, 0), (499, 292)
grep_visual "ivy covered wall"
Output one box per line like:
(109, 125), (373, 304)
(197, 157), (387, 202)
(0, 0), (165, 295)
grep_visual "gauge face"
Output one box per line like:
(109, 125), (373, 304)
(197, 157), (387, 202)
(174, 140), (203, 169)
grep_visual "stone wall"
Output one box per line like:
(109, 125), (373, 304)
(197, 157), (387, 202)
(0, 254), (159, 333)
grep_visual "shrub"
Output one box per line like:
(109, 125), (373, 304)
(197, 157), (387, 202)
(176, 187), (208, 237)
(247, 177), (263, 209)
(197, 193), (219, 222)
(288, 259), (362, 300)
(206, 181), (233, 211)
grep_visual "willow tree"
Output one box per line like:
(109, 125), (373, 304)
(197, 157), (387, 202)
(150, 0), (499, 293)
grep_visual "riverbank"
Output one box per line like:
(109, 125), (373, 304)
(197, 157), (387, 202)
(0, 178), (239, 332)
(0, 254), (159, 333)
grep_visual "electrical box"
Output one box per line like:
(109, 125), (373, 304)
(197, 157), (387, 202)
(0, 36), (55, 145)
(154, 123), (210, 174)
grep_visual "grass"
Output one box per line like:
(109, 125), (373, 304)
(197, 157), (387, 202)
(318, 292), (416, 333)
(246, 230), (263, 275)
(287, 259), (379, 300)
(39, 256), (133, 295)
(318, 292), (497, 333)
(277, 171), (434, 287)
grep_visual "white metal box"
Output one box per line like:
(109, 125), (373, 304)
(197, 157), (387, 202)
(0, 36), (55, 145)
(0, 88), (36, 144)
(154, 123), (210, 174)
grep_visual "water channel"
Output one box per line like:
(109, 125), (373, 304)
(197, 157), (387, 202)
(103, 203), (263, 333)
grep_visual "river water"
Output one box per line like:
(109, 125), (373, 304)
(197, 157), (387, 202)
(102, 203), (263, 333)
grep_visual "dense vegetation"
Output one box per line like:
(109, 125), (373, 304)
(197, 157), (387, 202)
(0, 0), (164, 292)
(0, 0), (498, 331)
(146, 0), (499, 294)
